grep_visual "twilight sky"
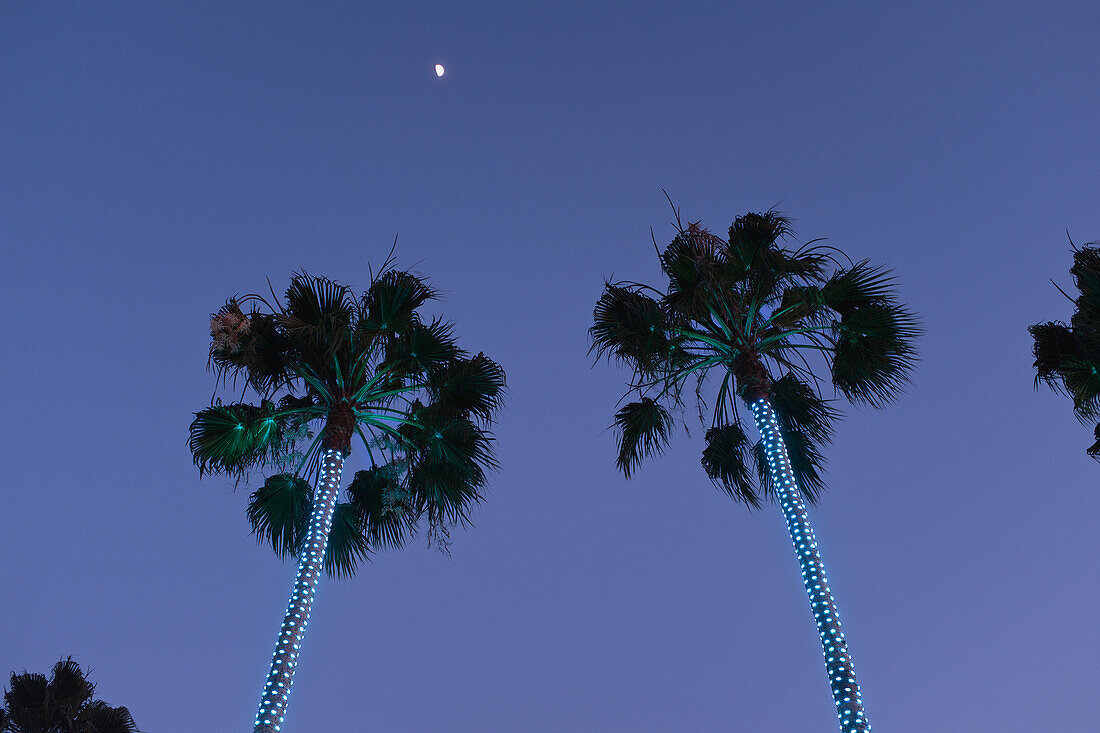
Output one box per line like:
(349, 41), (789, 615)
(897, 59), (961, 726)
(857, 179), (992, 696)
(2, 2), (1098, 731)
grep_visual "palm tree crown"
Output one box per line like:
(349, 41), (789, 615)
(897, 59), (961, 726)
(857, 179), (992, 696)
(591, 209), (919, 504)
(1, 657), (139, 733)
(189, 262), (506, 573)
(1030, 237), (1100, 457)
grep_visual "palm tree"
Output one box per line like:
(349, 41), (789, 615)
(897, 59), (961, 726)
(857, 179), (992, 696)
(1030, 238), (1100, 457)
(590, 208), (918, 733)
(1, 657), (139, 733)
(189, 262), (505, 733)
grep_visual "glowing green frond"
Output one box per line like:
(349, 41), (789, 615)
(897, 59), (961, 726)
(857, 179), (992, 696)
(188, 402), (306, 479)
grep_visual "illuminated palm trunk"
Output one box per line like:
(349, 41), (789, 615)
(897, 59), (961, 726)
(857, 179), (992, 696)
(749, 398), (872, 733)
(254, 448), (345, 733)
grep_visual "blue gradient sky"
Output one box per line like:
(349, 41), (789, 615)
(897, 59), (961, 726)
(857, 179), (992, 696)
(2, 2), (1098, 730)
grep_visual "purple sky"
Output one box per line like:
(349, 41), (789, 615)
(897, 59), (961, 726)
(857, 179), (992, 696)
(3, 3), (1098, 731)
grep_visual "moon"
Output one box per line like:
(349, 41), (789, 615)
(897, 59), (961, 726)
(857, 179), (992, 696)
(435, 64), (445, 77)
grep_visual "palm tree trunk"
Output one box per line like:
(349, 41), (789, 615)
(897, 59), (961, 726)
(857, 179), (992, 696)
(254, 447), (345, 733)
(748, 397), (872, 733)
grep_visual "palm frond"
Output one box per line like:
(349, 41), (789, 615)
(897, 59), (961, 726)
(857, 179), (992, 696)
(47, 656), (94, 716)
(659, 225), (729, 318)
(727, 210), (794, 259)
(769, 374), (840, 445)
(323, 502), (371, 579)
(79, 701), (139, 733)
(238, 312), (295, 396)
(426, 352), (507, 423)
(4, 672), (49, 729)
(1059, 359), (1100, 420)
(382, 316), (462, 379)
(278, 273), (355, 365)
(360, 269), (435, 333)
(405, 412), (495, 523)
(188, 402), (305, 479)
(590, 284), (675, 374)
(830, 300), (920, 407)
(701, 422), (760, 507)
(613, 398), (674, 478)
(819, 260), (897, 312)
(1029, 321), (1077, 389)
(247, 474), (313, 558)
(1070, 243), (1100, 320)
(727, 211), (825, 291)
(1088, 422), (1100, 460)
(347, 466), (419, 551)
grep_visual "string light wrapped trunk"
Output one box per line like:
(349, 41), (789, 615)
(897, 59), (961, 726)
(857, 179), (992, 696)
(254, 447), (345, 733)
(749, 397), (871, 733)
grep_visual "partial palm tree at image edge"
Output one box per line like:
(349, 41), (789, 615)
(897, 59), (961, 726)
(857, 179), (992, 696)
(591, 208), (920, 733)
(1, 657), (140, 733)
(189, 262), (505, 733)
(1030, 236), (1100, 458)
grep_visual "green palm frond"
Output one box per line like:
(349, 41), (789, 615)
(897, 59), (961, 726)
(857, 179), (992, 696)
(383, 316), (461, 378)
(613, 398), (674, 478)
(590, 284), (675, 374)
(247, 474), (313, 559)
(347, 466), (418, 551)
(763, 284), (830, 333)
(188, 402), (303, 479)
(360, 269), (435, 333)
(427, 352), (507, 423)
(324, 502), (371, 579)
(701, 422), (759, 507)
(830, 299), (919, 407)
(79, 701), (139, 733)
(404, 412), (496, 522)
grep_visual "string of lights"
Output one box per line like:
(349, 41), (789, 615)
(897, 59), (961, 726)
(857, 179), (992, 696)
(750, 398), (871, 733)
(254, 448), (345, 733)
